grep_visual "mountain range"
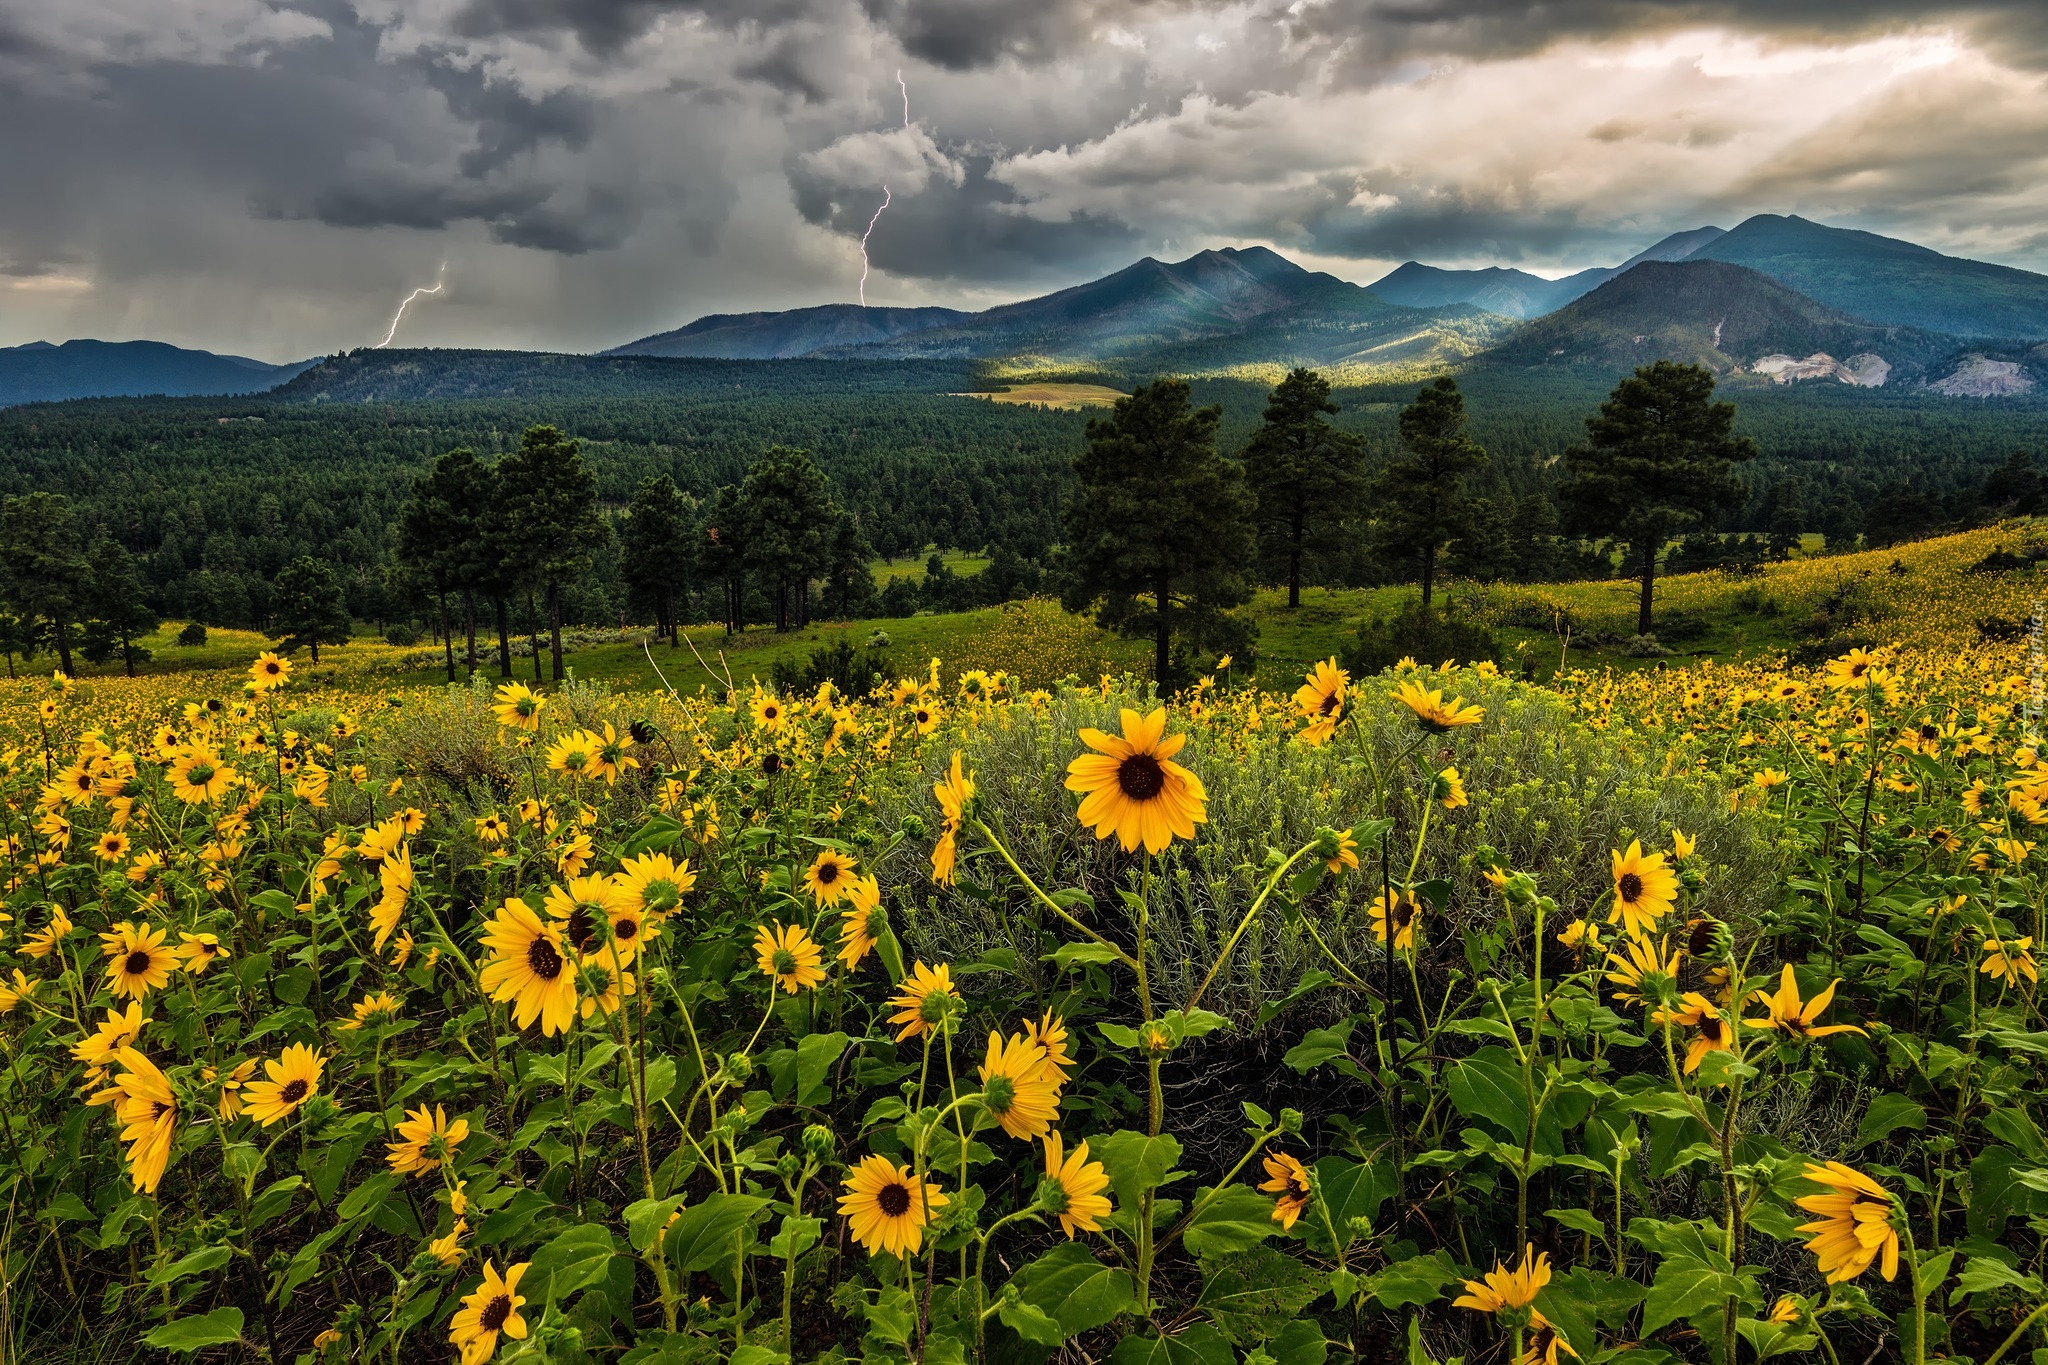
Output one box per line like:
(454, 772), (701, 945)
(8, 213), (2048, 406)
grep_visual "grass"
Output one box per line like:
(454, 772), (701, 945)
(872, 549), (991, 583)
(955, 383), (1126, 410)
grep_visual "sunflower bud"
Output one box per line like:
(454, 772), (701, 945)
(1140, 1022), (1174, 1054)
(802, 1123), (836, 1161)
(1311, 827), (1345, 863)
(900, 813), (929, 840)
(630, 719), (658, 745)
(1278, 1107), (1304, 1135)
(1685, 915), (1733, 961)
(1500, 872), (1539, 906)
(721, 1051), (754, 1084)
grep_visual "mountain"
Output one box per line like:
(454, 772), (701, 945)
(1366, 227), (1726, 318)
(605, 245), (1505, 379)
(606, 304), (970, 359)
(0, 339), (316, 407)
(1478, 259), (1964, 384)
(1691, 215), (2048, 340)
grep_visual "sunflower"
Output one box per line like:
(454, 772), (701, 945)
(1392, 681), (1485, 733)
(911, 700), (943, 735)
(1603, 934), (1680, 1009)
(1795, 1162), (1898, 1283)
(1521, 1315), (1575, 1365)
(1023, 1011), (1072, 1084)
(0, 969), (40, 1015)
(1454, 1243), (1550, 1314)
(478, 899), (580, 1036)
(888, 961), (960, 1041)
(102, 1047), (178, 1194)
(249, 651), (292, 692)
(837, 875), (887, 969)
(1371, 888), (1422, 952)
(1259, 1151), (1314, 1229)
(387, 1104), (470, 1176)
(1653, 992), (1736, 1074)
(1983, 935), (2039, 987)
(1607, 841), (1678, 937)
(474, 814), (511, 845)
(72, 1002), (147, 1077)
(977, 1031), (1060, 1141)
(95, 830), (130, 862)
(103, 922), (176, 1000)
(616, 851), (695, 919)
(430, 1221), (469, 1267)
(21, 907), (73, 960)
(369, 843), (412, 954)
(1040, 1132), (1113, 1237)
(242, 1043), (324, 1127)
(1064, 708), (1207, 853)
(590, 723), (638, 785)
(1671, 828), (1697, 860)
(449, 1260), (530, 1365)
(168, 747), (233, 805)
(754, 922), (826, 993)
(1292, 658), (1348, 746)
(750, 692), (789, 733)
(1823, 648), (1878, 690)
(838, 1154), (948, 1258)
(804, 848), (859, 905)
(1556, 920), (1605, 955)
(542, 874), (635, 964)
(545, 729), (600, 781)
(176, 932), (225, 975)
(490, 683), (545, 731)
(336, 991), (404, 1031)
(1745, 966), (1866, 1041)
(212, 1057), (257, 1121)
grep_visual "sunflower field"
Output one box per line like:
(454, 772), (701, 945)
(2, 629), (2048, 1365)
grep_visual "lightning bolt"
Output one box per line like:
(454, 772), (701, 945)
(857, 71), (913, 308)
(376, 267), (446, 348)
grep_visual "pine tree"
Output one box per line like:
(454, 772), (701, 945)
(697, 486), (750, 635)
(0, 492), (88, 676)
(819, 512), (878, 620)
(1557, 361), (1756, 636)
(271, 556), (353, 662)
(81, 533), (159, 677)
(619, 475), (695, 646)
(1241, 367), (1367, 607)
(1376, 378), (1488, 608)
(496, 426), (607, 680)
(739, 447), (839, 631)
(1062, 379), (1255, 687)
(397, 450), (495, 681)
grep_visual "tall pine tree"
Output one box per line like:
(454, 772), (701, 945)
(1375, 378), (1487, 608)
(1241, 367), (1367, 607)
(496, 426), (606, 680)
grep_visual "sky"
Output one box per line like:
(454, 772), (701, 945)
(4, 1), (2048, 361)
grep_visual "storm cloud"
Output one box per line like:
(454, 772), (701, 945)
(5, 0), (2048, 358)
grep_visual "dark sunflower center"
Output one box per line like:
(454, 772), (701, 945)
(1393, 900), (1416, 929)
(763, 706), (778, 720)
(527, 936), (564, 980)
(1618, 872), (1644, 902)
(614, 917), (638, 942)
(1689, 921), (1715, 956)
(479, 1294), (513, 1332)
(124, 950), (154, 975)
(1700, 1016), (1725, 1043)
(816, 862), (840, 885)
(279, 1078), (309, 1105)
(1920, 725), (1938, 740)
(761, 754), (782, 776)
(1317, 692), (1339, 716)
(914, 709), (930, 724)
(1116, 754), (1166, 801)
(565, 907), (599, 952)
(877, 1182), (912, 1217)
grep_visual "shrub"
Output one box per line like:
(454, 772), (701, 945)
(1342, 598), (1499, 675)
(175, 620), (207, 647)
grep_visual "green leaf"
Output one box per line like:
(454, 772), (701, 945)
(1443, 1047), (1528, 1135)
(1180, 1185), (1279, 1258)
(766, 1215), (822, 1261)
(1641, 1254), (1744, 1336)
(1311, 1155), (1395, 1242)
(1368, 1251), (1462, 1310)
(526, 1225), (619, 1303)
(1256, 970), (1335, 1027)
(1107, 1323), (1236, 1365)
(1535, 1269), (1630, 1360)
(622, 813), (685, 856)
(1546, 1208), (1608, 1239)
(143, 1309), (245, 1352)
(1855, 1094), (1927, 1147)
(1093, 1131), (1186, 1206)
(625, 1197), (686, 1254)
(1952, 1255), (2045, 1302)
(1267, 1320), (1327, 1365)
(146, 1245), (234, 1286)
(996, 1295), (1066, 1346)
(1013, 1242), (1136, 1336)
(795, 1031), (850, 1105)
(664, 1193), (769, 1274)
(1049, 941), (1123, 967)
(1282, 1021), (1354, 1073)
(1195, 1246), (1327, 1345)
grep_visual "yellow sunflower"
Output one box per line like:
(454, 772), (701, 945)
(1023, 1011), (1072, 1084)
(542, 874), (635, 964)
(545, 729), (600, 781)
(1744, 966), (1866, 1041)
(1983, 935), (2039, 987)
(1454, 1243), (1550, 1313)
(754, 922), (826, 993)
(249, 651), (292, 692)
(1371, 888), (1422, 952)
(241, 1043), (325, 1127)
(837, 875), (887, 969)
(1259, 1151), (1313, 1229)
(1041, 1132), (1113, 1237)
(369, 843), (412, 954)
(95, 830), (130, 862)
(387, 1104), (470, 1176)
(615, 851), (695, 918)
(804, 848), (859, 905)
(750, 692), (789, 733)
(101, 1047), (178, 1194)
(1653, 992), (1737, 1074)
(1795, 1162), (1898, 1283)
(176, 932), (225, 975)
(1607, 840), (1678, 937)
(167, 747), (234, 805)
(449, 1260), (530, 1365)
(977, 1031), (1060, 1141)
(838, 1155), (947, 1258)
(887, 961), (959, 1041)
(478, 899), (580, 1036)
(1392, 680), (1485, 732)
(1604, 934), (1680, 1009)
(336, 990), (404, 1031)
(491, 683), (545, 731)
(1292, 658), (1348, 746)
(103, 922), (176, 1000)
(1063, 708), (1208, 853)
(590, 723), (638, 785)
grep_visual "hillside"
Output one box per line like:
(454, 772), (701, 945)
(0, 339), (315, 407)
(1366, 226), (1726, 317)
(1693, 214), (2048, 340)
(1478, 259), (1964, 383)
(604, 304), (970, 359)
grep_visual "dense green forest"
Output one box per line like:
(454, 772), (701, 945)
(1, 349), (2044, 634)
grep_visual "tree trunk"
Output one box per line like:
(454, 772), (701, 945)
(311, 639), (321, 663)
(667, 589), (679, 647)
(440, 593), (456, 682)
(53, 619), (73, 677)
(4, 650), (14, 679)
(464, 593), (478, 675)
(1421, 547), (1436, 608)
(548, 582), (565, 681)
(494, 597), (513, 678)
(527, 594), (543, 682)
(1288, 510), (1304, 608)
(1638, 539), (1657, 637)
(1155, 575), (1171, 690)
(120, 631), (136, 678)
